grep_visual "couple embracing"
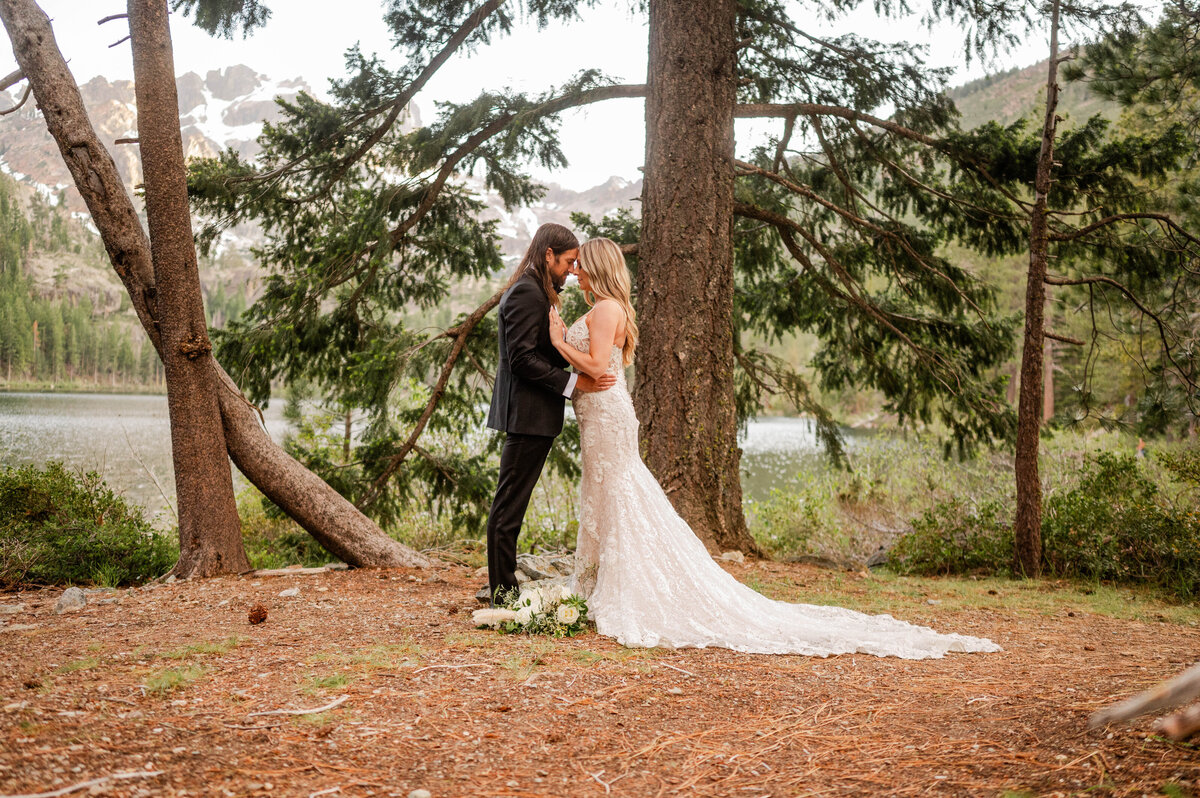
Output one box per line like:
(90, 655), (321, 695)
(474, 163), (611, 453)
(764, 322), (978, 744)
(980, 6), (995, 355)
(482, 223), (1000, 659)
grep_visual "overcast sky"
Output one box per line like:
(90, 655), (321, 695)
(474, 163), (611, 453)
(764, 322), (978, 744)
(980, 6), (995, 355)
(18, 1), (1068, 187)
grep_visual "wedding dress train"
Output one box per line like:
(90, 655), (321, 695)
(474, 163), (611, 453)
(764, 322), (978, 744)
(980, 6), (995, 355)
(565, 316), (1000, 659)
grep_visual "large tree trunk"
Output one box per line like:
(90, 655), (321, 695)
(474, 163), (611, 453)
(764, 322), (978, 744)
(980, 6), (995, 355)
(637, 0), (758, 554)
(0, 0), (431, 570)
(1014, 0), (1061, 578)
(127, 0), (247, 577)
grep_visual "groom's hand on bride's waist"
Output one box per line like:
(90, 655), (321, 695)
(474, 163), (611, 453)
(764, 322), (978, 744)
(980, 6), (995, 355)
(573, 373), (617, 395)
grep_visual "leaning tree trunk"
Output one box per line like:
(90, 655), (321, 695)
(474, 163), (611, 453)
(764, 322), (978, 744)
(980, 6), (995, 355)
(0, 0), (431, 569)
(127, 0), (247, 577)
(1014, 0), (1062, 578)
(637, 0), (758, 555)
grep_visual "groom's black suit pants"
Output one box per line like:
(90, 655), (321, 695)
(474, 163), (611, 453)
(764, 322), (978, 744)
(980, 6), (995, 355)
(487, 431), (556, 599)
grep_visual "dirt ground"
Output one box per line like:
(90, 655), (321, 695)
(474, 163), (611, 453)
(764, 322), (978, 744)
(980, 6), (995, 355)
(1, 559), (1198, 798)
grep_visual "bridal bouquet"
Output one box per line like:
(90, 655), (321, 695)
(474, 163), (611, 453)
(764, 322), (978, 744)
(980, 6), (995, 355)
(473, 583), (590, 637)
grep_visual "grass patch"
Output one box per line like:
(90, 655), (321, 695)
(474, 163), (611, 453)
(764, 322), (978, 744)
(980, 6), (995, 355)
(443, 630), (495, 648)
(302, 673), (353, 694)
(55, 656), (101, 674)
(144, 664), (204, 694)
(308, 639), (425, 673)
(499, 640), (559, 681)
(239, 488), (333, 570)
(159, 637), (241, 660)
(293, 711), (335, 728)
(756, 568), (1200, 625)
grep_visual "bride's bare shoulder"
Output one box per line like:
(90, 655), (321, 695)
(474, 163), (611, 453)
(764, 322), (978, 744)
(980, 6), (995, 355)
(588, 299), (624, 321)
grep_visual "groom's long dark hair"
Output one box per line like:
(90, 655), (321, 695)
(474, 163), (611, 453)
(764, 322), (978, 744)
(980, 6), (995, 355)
(506, 222), (578, 310)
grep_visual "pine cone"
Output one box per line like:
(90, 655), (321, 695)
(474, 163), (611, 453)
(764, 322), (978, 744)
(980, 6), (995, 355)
(248, 603), (268, 625)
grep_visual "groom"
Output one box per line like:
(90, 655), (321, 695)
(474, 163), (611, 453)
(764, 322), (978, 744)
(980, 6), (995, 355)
(481, 223), (614, 604)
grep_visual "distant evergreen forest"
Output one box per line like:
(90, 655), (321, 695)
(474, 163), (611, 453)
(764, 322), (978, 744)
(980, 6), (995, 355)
(0, 175), (244, 390)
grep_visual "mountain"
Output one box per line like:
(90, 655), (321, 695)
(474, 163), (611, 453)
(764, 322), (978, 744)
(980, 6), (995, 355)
(0, 63), (637, 264)
(947, 58), (1117, 131)
(0, 65), (321, 216)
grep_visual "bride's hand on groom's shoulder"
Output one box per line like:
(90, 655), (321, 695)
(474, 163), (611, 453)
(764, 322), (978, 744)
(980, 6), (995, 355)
(575, 373), (617, 394)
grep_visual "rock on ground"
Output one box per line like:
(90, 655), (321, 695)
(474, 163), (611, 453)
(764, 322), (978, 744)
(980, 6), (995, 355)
(53, 588), (86, 615)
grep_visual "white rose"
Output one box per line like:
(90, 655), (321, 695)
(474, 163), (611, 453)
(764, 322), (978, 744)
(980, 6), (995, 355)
(519, 589), (544, 614)
(514, 606), (534, 625)
(472, 608), (517, 629)
(556, 584), (575, 603)
(556, 604), (580, 625)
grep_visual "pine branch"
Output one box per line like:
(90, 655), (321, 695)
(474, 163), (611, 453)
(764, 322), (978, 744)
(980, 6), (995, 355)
(1048, 212), (1200, 246)
(360, 288), (504, 507)
(308, 0), (510, 197)
(324, 83), (647, 291)
(1044, 272), (1197, 392)
(734, 159), (992, 324)
(734, 102), (939, 146)
(735, 200), (960, 395)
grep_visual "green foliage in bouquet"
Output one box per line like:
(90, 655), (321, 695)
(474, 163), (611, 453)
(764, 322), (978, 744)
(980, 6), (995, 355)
(473, 584), (590, 638)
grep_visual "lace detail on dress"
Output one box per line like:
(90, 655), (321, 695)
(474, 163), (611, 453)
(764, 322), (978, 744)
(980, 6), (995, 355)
(563, 314), (1000, 659)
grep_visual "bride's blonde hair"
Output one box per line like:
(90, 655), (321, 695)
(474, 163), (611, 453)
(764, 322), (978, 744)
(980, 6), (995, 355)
(579, 237), (638, 366)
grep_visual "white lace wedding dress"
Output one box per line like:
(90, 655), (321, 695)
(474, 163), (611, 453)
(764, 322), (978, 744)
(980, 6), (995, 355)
(565, 316), (1001, 659)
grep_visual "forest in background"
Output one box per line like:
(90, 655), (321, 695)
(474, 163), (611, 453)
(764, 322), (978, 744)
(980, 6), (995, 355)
(0, 53), (1190, 433)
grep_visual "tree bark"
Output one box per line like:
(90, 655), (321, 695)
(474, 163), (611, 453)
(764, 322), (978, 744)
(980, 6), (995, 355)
(127, 0), (247, 577)
(638, 0), (758, 554)
(1014, 0), (1061, 578)
(0, 0), (431, 570)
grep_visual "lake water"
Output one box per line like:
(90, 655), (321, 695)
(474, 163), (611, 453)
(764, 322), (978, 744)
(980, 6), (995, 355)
(0, 392), (841, 522)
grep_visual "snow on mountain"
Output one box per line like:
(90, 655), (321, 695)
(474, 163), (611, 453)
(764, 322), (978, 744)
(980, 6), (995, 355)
(0, 65), (639, 267)
(478, 175), (643, 263)
(0, 65), (315, 214)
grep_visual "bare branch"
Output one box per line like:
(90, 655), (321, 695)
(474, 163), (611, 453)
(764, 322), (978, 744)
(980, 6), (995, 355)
(0, 67), (24, 91)
(0, 83), (30, 115)
(1048, 212), (1200, 247)
(1044, 330), (1084, 345)
(735, 102), (938, 146)
(108, 34), (130, 48)
(361, 288), (504, 506)
(772, 113), (795, 174)
(97, 13), (128, 25)
(1091, 663), (1200, 727)
(1045, 272), (1196, 391)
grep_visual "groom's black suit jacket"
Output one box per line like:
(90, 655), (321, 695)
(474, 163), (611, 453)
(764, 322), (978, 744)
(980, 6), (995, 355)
(486, 272), (572, 437)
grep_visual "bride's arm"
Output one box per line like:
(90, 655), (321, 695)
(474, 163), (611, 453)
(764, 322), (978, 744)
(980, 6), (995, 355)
(549, 300), (622, 380)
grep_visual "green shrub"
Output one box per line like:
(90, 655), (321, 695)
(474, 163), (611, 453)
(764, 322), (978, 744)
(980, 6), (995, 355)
(890, 498), (1013, 576)
(888, 451), (1200, 598)
(747, 482), (840, 557)
(0, 462), (176, 587)
(1042, 453), (1200, 598)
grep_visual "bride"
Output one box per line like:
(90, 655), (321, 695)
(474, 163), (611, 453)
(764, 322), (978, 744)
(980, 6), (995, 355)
(546, 237), (1000, 659)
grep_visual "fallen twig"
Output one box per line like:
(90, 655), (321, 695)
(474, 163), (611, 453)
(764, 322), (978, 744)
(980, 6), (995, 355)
(222, 721), (287, 730)
(246, 695), (348, 718)
(308, 788), (342, 798)
(657, 662), (696, 678)
(0, 770), (164, 798)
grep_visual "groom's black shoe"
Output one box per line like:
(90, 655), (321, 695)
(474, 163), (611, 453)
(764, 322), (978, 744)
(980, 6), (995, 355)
(475, 585), (492, 605)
